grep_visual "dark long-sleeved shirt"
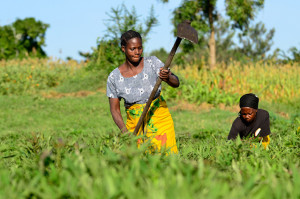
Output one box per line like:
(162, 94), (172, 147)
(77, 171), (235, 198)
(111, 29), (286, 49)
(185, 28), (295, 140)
(228, 109), (271, 140)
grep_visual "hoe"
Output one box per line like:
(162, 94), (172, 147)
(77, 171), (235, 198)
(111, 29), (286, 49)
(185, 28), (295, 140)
(133, 21), (198, 135)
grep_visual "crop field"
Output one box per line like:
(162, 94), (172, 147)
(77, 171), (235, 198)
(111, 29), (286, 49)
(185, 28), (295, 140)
(0, 59), (299, 198)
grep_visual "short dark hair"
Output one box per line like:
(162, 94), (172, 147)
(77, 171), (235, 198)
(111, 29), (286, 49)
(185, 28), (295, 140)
(120, 30), (142, 47)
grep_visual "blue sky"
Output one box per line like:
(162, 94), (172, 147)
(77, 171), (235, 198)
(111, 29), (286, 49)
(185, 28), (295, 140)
(1, 0), (299, 60)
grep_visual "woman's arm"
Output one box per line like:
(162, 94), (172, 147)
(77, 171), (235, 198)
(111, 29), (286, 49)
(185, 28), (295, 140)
(159, 68), (180, 88)
(227, 121), (240, 140)
(109, 98), (127, 133)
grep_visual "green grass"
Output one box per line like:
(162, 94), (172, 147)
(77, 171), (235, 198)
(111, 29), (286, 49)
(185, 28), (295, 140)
(54, 69), (105, 93)
(0, 92), (299, 199)
(0, 58), (299, 198)
(0, 94), (116, 135)
(0, 93), (240, 136)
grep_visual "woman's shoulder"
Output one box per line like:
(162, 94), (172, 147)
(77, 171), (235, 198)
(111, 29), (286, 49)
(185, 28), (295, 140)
(257, 109), (269, 118)
(145, 56), (163, 64)
(108, 67), (121, 79)
(233, 116), (243, 125)
(258, 109), (269, 115)
(145, 56), (158, 61)
(144, 56), (164, 72)
(231, 116), (245, 130)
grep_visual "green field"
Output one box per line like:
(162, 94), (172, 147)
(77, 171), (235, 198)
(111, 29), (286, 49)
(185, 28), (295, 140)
(0, 59), (299, 198)
(0, 92), (299, 199)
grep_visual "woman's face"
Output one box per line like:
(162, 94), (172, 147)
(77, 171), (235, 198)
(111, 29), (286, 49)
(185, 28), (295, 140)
(122, 37), (143, 63)
(240, 107), (257, 123)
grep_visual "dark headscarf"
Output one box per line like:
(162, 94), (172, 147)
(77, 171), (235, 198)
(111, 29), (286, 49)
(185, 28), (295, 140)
(239, 93), (259, 109)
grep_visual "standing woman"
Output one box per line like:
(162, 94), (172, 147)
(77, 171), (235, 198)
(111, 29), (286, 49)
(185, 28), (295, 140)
(106, 30), (179, 153)
(227, 93), (271, 149)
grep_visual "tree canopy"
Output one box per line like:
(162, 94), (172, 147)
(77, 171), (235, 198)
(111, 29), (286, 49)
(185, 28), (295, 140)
(0, 17), (49, 60)
(84, 4), (158, 72)
(160, 0), (266, 68)
(238, 22), (275, 61)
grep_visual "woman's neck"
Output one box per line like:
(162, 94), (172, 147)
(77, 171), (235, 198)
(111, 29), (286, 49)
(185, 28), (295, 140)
(119, 57), (144, 78)
(125, 57), (143, 68)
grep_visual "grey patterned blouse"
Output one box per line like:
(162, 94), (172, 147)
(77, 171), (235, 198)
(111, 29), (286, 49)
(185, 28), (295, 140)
(106, 56), (164, 107)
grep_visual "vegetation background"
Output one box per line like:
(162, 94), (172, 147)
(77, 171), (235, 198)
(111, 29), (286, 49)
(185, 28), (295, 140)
(0, 0), (299, 198)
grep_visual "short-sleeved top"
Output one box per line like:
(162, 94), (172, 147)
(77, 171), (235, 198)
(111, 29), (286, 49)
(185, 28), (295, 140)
(227, 109), (271, 140)
(106, 56), (164, 107)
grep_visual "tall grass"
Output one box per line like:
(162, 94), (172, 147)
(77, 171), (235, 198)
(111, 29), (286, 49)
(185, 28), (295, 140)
(0, 58), (86, 95)
(165, 61), (300, 106)
(1, 58), (299, 106)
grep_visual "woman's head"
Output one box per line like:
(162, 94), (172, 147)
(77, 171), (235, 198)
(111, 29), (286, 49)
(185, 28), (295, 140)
(120, 30), (143, 63)
(239, 93), (259, 123)
(120, 30), (142, 47)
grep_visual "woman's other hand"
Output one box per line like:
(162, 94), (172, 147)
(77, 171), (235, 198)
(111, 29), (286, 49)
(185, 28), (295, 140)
(159, 68), (171, 82)
(159, 67), (180, 88)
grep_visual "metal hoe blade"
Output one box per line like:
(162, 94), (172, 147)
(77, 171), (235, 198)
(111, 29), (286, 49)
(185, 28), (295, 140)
(177, 21), (198, 44)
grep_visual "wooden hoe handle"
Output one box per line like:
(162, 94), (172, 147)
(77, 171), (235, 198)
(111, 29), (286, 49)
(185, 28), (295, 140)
(133, 37), (182, 135)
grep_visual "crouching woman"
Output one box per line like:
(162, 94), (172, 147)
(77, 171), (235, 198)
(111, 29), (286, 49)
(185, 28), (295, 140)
(227, 93), (271, 149)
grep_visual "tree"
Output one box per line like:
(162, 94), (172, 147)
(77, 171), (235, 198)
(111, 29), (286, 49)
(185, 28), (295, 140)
(103, 4), (157, 44)
(214, 16), (236, 63)
(84, 4), (158, 73)
(160, 0), (264, 69)
(149, 47), (169, 63)
(288, 46), (300, 62)
(237, 22), (275, 61)
(167, 15), (236, 67)
(279, 46), (300, 64)
(0, 26), (16, 59)
(0, 17), (49, 60)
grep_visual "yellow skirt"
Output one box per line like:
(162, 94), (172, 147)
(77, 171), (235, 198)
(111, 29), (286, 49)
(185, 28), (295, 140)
(250, 135), (270, 149)
(261, 135), (270, 149)
(126, 95), (178, 154)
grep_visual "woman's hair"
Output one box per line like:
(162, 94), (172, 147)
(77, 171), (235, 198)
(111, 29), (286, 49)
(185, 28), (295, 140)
(120, 30), (142, 47)
(239, 93), (259, 109)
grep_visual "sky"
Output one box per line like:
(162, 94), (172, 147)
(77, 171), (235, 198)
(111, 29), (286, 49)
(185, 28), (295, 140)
(1, 0), (300, 60)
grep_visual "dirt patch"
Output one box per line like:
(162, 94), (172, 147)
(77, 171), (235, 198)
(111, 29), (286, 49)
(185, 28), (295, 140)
(42, 90), (97, 98)
(170, 101), (214, 112)
(41, 90), (243, 115)
(97, 88), (106, 94)
(218, 103), (240, 113)
(170, 101), (241, 113)
(277, 111), (289, 118)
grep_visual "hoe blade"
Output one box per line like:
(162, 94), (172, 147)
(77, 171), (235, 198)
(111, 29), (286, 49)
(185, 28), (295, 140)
(177, 21), (198, 44)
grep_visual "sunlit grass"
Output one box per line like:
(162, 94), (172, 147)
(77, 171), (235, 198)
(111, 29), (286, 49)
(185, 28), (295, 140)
(0, 93), (299, 198)
(0, 58), (299, 198)
(0, 58), (86, 95)
(170, 61), (300, 105)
